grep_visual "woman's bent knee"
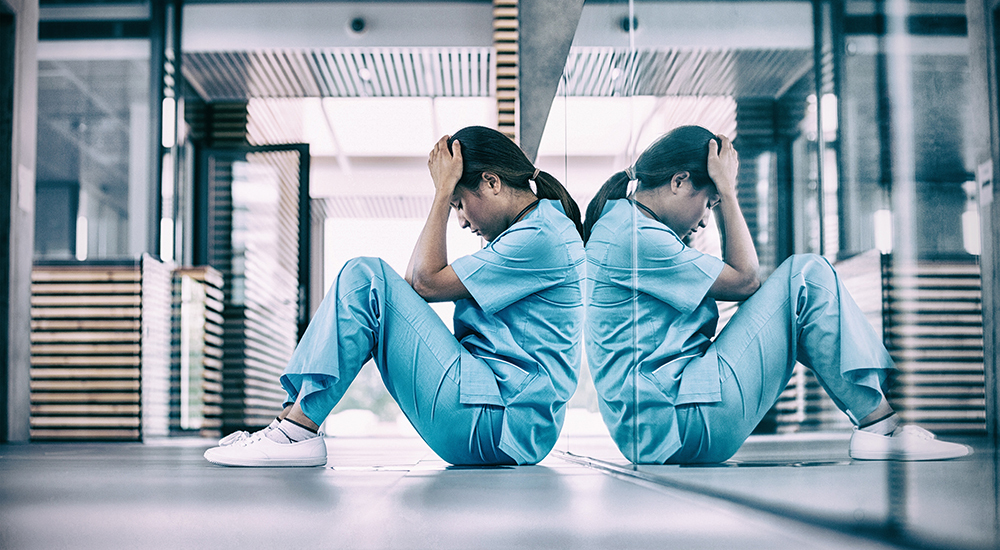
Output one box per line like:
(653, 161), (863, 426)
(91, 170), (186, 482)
(778, 253), (837, 286)
(339, 256), (387, 277)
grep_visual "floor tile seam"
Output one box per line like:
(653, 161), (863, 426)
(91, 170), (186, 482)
(550, 450), (983, 550)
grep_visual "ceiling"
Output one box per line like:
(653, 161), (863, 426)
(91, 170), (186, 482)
(182, 45), (812, 102)
(177, 1), (815, 213)
(183, 47), (496, 101)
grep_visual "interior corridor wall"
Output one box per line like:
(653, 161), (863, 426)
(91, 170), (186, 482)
(2, 0), (37, 443)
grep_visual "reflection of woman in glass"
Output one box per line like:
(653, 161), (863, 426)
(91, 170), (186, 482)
(205, 126), (586, 467)
(583, 125), (970, 464)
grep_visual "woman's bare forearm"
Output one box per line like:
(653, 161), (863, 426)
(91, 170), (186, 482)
(707, 135), (760, 300)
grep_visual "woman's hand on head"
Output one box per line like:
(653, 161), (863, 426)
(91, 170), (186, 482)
(705, 133), (759, 301)
(707, 134), (739, 197)
(428, 135), (464, 198)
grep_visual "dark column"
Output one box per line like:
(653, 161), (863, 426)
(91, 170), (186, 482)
(518, 0), (584, 162)
(0, 6), (14, 443)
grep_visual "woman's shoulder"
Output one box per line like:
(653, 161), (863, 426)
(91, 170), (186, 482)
(532, 200), (583, 241)
(488, 200), (580, 255)
(591, 199), (629, 226)
(587, 199), (636, 242)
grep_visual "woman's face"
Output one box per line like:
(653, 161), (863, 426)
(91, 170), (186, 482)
(663, 182), (720, 240)
(450, 179), (507, 242)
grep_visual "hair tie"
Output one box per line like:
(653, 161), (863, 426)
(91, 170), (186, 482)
(624, 166), (636, 181)
(531, 168), (540, 181)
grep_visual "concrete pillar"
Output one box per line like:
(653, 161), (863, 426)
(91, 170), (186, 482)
(3, 0), (38, 443)
(517, 0), (584, 162)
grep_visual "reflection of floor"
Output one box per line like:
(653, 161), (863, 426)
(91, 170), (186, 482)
(558, 431), (997, 550)
(1, 432), (993, 549)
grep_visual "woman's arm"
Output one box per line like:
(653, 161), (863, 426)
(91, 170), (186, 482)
(707, 135), (761, 301)
(405, 136), (473, 302)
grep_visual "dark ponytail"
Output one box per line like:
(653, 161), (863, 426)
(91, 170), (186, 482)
(449, 126), (584, 239)
(583, 170), (630, 243)
(533, 171), (584, 240)
(582, 125), (719, 244)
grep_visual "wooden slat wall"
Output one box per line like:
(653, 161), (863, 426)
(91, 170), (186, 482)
(171, 266), (225, 437)
(141, 256), (173, 438)
(29, 256), (171, 441)
(494, 0), (517, 140)
(882, 255), (986, 433)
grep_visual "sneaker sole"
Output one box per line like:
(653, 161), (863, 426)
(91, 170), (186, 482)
(850, 445), (973, 461)
(204, 455), (326, 467)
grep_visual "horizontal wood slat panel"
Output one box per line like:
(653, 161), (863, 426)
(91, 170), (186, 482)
(882, 255), (986, 434)
(31, 368), (140, 378)
(31, 379), (141, 391)
(31, 414), (140, 428)
(32, 295), (142, 306)
(32, 332), (141, 342)
(31, 356), (141, 366)
(32, 343), (143, 355)
(32, 283), (143, 294)
(31, 307), (142, 318)
(32, 392), (141, 403)
(31, 404), (141, 415)
(32, 270), (141, 282)
(30, 429), (141, 439)
(31, 319), (142, 330)
(30, 257), (172, 441)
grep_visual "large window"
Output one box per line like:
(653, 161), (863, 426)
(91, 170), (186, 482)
(35, 21), (151, 260)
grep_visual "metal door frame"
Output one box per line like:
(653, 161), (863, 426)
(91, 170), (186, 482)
(194, 143), (311, 339)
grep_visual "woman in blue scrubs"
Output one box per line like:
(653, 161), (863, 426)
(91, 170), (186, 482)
(584, 125), (971, 464)
(205, 126), (586, 467)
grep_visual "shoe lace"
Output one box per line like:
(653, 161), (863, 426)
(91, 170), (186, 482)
(238, 432), (268, 447)
(219, 430), (251, 446)
(897, 425), (935, 440)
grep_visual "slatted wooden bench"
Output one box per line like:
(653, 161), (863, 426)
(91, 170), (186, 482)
(30, 256), (172, 441)
(881, 254), (985, 433)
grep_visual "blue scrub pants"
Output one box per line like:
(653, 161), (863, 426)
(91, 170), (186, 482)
(280, 257), (514, 465)
(668, 254), (891, 464)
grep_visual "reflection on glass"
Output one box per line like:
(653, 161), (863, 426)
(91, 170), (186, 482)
(35, 55), (151, 260)
(573, 0), (993, 544)
(541, 0), (638, 448)
(584, 124), (971, 466)
(177, 273), (208, 430)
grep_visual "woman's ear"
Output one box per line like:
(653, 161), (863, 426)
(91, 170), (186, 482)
(670, 171), (690, 193)
(481, 172), (502, 195)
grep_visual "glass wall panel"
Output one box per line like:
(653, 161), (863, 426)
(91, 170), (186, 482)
(567, 0), (994, 547)
(567, 0), (821, 458)
(35, 40), (151, 260)
(544, 0), (635, 456)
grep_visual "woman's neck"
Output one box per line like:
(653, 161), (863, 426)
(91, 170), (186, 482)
(508, 193), (540, 226)
(629, 190), (661, 220)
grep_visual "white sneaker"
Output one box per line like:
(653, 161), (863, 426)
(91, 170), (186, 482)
(204, 433), (327, 467)
(849, 425), (973, 461)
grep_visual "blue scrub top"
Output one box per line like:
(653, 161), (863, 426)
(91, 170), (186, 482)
(585, 199), (725, 462)
(451, 199), (586, 464)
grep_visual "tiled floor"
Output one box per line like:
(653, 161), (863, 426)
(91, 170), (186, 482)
(1, 432), (994, 550)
